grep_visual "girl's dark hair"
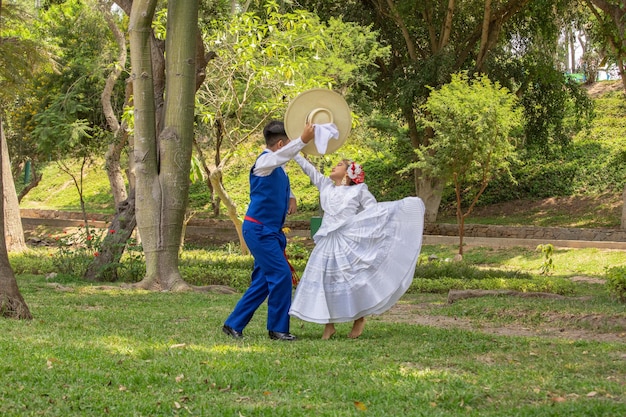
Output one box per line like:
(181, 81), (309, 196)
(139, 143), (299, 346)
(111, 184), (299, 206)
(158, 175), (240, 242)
(263, 120), (288, 147)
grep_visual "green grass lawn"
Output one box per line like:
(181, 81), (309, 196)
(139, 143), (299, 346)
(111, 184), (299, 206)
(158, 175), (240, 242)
(2, 244), (626, 417)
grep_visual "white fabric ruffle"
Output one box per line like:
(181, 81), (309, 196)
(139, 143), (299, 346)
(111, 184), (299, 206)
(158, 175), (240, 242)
(289, 197), (425, 324)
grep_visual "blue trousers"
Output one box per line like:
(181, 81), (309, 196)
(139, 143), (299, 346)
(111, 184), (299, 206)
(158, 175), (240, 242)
(224, 221), (293, 333)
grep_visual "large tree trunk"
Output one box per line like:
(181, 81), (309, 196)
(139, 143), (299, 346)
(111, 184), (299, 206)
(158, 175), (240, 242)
(0, 115), (31, 320)
(129, 0), (199, 291)
(1, 119), (26, 252)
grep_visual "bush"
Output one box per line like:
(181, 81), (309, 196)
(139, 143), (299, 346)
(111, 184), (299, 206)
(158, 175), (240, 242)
(606, 265), (626, 302)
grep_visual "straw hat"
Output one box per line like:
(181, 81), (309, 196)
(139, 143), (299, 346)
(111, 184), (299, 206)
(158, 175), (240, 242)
(284, 88), (352, 156)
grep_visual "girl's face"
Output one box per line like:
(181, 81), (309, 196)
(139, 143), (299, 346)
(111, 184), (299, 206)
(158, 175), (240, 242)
(329, 160), (349, 184)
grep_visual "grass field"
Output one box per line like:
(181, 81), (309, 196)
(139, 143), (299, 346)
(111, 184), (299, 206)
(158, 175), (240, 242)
(1, 273), (625, 417)
(7, 80), (626, 416)
(3, 243), (626, 416)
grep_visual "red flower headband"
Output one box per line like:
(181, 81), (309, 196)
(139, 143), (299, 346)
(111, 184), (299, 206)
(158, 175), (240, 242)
(347, 161), (365, 184)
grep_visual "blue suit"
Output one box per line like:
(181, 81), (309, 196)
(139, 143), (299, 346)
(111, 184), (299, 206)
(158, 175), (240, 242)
(224, 152), (293, 333)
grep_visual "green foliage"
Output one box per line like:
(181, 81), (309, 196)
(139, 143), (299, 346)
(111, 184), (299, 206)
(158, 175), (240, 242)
(193, 2), (389, 218)
(519, 67), (594, 151)
(440, 83), (625, 208)
(44, 227), (145, 282)
(536, 243), (555, 276)
(177, 246), (254, 291)
(50, 227), (103, 277)
(9, 0), (123, 167)
(605, 265), (626, 303)
(0, 2), (51, 103)
(357, 117), (416, 201)
(416, 72), (522, 183)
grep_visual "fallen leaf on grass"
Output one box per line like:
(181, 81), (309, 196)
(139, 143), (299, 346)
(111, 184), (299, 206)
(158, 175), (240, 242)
(119, 385), (127, 392)
(170, 343), (187, 349)
(46, 358), (61, 369)
(551, 396), (566, 403)
(586, 391), (598, 397)
(175, 374), (184, 383)
(354, 401), (367, 411)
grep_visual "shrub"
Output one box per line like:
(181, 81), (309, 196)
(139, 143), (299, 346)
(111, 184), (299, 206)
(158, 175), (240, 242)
(50, 227), (105, 277)
(605, 265), (626, 302)
(536, 243), (555, 275)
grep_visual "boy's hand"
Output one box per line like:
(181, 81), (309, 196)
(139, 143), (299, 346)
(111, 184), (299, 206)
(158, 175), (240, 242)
(301, 123), (315, 143)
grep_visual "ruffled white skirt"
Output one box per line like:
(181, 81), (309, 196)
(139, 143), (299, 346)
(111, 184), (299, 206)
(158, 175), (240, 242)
(289, 197), (425, 323)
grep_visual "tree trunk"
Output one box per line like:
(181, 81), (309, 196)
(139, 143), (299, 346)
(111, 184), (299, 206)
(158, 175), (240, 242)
(618, 57), (626, 96)
(129, 0), (199, 291)
(1, 118), (26, 252)
(101, 0), (129, 207)
(83, 193), (137, 281)
(415, 173), (444, 223)
(17, 169), (42, 203)
(568, 26), (576, 72)
(0, 115), (31, 320)
(85, 3), (135, 282)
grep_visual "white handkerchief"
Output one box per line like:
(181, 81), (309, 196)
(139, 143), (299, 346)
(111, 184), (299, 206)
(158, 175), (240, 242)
(313, 123), (339, 154)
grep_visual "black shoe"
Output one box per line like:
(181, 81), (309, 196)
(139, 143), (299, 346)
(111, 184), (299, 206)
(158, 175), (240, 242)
(268, 331), (297, 341)
(222, 325), (243, 339)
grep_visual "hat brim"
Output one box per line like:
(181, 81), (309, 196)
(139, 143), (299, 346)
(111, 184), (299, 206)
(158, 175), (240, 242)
(284, 89), (352, 156)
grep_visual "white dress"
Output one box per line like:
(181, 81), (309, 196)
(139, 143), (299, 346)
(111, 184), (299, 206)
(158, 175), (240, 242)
(289, 156), (425, 324)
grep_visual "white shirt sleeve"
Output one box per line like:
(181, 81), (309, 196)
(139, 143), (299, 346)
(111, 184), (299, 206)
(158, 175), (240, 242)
(294, 155), (327, 189)
(253, 138), (307, 177)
